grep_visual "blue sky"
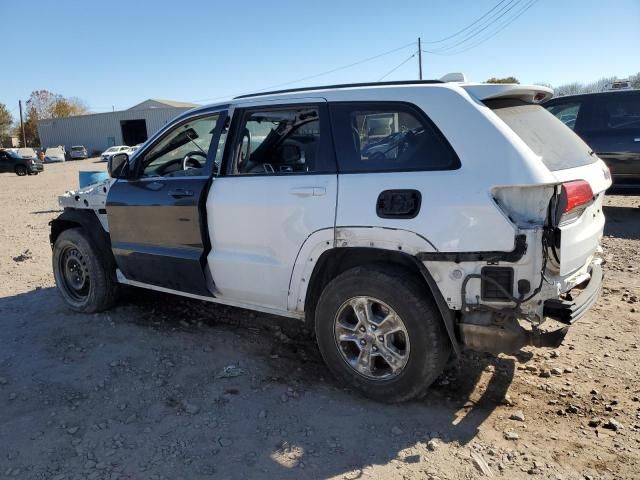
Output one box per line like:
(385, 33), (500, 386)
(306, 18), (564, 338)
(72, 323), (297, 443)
(2, 0), (639, 117)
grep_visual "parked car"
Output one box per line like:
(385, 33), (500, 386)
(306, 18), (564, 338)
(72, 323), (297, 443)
(70, 145), (88, 160)
(50, 78), (610, 402)
(101, 146), (132, 162)
(0, 148), (44, 175)
(127, 145), (140, 156)
(544, 89), (640, 184)
(44, 147), (66, 163)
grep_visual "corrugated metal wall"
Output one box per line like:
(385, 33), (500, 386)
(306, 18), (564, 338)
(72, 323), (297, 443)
(37, 107), (192, 155)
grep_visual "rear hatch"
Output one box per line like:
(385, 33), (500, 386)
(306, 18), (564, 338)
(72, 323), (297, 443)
(485, 97), (611, 276)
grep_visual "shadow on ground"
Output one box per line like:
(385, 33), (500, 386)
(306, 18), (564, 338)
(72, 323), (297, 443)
(0, 285), (516, 478)
(603, 204), (640, 240)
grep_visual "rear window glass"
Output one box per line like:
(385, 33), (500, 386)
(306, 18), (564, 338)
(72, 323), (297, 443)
(487, 100), (596, 171)
(72, 146), (84, 151)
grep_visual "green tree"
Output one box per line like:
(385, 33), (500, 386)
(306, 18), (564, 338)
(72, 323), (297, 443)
(0, 103), (12, 136)
(18, 90), (89, 147)
(0, 103), (13, 147)
(485, 76), (520, 84)
(51, 97), (89, 118)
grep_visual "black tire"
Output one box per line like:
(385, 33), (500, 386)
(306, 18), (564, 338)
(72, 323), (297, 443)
(15, 165), (27, 176)
(315, 265), (451, 403)
(52, 228), (117, 313)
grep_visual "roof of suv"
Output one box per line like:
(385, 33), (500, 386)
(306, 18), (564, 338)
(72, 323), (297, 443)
(233, 80), (444, 99)
(185, 80), (553, 117)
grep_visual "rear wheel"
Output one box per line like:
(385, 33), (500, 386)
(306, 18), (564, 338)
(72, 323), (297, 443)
(15, 165), (27, 176)
(52, 228), (117, 313)
(315, 265), (451, 403)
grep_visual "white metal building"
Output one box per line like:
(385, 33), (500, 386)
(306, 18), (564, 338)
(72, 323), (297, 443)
(37, 99), (198, 155)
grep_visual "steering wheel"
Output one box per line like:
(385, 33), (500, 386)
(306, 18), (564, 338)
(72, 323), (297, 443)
(183, 151), (207, 171)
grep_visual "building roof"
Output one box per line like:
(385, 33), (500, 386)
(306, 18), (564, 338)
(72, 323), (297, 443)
(128, 99), (199, 110)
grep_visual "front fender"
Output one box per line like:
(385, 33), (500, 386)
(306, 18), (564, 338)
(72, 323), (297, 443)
(49, 209), (117, 281)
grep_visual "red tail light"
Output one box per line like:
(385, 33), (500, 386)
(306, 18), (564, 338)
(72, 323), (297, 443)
(561, 180), (594, 213)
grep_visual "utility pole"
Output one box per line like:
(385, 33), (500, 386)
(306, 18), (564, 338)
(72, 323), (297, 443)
(18, 100), (26, 147)
(418, 37), (423, 80)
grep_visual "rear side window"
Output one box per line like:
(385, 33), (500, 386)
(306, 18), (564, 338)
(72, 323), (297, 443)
(487, 100), (596, 171)
(545, 102), (582, 130)
(588, 94), (640, 133)
(330, 102), (460, 173)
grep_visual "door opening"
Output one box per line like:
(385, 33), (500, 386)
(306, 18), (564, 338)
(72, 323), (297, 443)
(120, 119), (148, 146)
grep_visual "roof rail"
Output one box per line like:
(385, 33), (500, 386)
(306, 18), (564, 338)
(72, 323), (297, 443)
(233, 80), (443, 100)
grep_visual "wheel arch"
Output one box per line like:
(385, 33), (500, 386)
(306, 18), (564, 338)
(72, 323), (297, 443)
(301, 246), (460, 354)
(50, 209), (117, 282)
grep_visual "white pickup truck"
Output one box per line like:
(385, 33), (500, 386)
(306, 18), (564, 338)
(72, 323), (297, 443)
(50, 78), (611, 402)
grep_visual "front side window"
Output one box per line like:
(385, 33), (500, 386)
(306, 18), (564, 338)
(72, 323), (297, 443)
(141, 114), (220, 178)
(545, 102), (582, 130)
(231, 106), (333, 175)
(330, 102), (460, 172)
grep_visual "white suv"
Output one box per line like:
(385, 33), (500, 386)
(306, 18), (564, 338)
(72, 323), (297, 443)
(50, 77), (611, 402)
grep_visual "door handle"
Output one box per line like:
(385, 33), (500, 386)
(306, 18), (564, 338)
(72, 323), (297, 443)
(168, 188), (194, 198)
(288, 187), (326, 197)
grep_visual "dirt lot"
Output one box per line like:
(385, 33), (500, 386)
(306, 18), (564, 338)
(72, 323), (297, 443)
(0, 160), (638, 480)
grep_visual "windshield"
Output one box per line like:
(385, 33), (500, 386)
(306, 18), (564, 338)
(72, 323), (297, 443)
(105, 147), (118, 153)
(487, 100), (596, 171)
(45, 148), (63, 155)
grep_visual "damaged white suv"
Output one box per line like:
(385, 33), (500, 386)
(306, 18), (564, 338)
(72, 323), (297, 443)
(51, 76), (611, 402)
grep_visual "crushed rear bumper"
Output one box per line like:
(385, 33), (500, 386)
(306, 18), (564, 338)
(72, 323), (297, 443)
(543, 263), (603, 325)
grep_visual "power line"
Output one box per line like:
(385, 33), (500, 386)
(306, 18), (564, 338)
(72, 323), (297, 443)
(421, 0), (509, 44)
(425, 0), (522, 53)
(423, 0), (538, 56)
(378, 53), (417, 81)
(187, 1), (538, 104)
(191, 41), (417, 103)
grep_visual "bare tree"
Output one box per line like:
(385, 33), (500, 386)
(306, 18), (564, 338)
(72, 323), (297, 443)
(485, 76), (520, 84)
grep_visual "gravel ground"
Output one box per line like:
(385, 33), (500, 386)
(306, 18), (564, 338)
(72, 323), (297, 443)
(0, 160), (639, 480)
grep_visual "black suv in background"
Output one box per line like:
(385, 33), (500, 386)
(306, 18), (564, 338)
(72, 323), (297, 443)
(0, 148), (44, 176)
(544, 90), (640, 185)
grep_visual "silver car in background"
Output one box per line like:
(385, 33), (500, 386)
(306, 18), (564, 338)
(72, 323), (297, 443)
(101, 146), (131, 162)
(44, 147), (66, 163)
(70, 146), (88, 160)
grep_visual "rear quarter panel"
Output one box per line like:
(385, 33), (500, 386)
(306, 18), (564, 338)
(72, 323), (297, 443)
(327, 85), (557, 252)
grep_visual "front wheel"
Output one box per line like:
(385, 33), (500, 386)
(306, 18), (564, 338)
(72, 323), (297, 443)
(315, 265), (451, 403)
(52, 228), (117, 313)
(15, 165), (27, 176)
